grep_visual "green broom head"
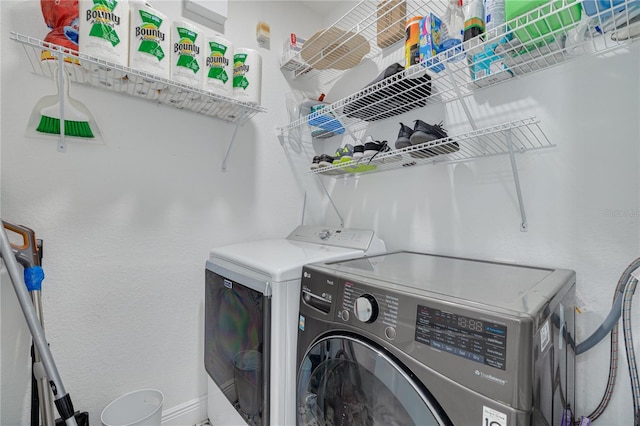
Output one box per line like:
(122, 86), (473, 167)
(34, 66), (97, 139)
(36, 116), (95, 138)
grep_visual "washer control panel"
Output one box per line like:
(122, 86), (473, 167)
(300, 266), (510, 371)
(340, 280), (399, 339)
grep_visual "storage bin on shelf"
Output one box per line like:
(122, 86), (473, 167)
(505, 0), (582, 49)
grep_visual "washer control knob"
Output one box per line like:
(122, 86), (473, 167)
(354, 294), (378, 323)
(319, 229), (331, 240)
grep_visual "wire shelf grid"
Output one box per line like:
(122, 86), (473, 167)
(306, 117), (553, 178)
(279, 0), (639, 132)
(10, 32), (266, 125)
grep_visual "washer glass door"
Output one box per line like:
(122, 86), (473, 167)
(297, 335), (449, 426)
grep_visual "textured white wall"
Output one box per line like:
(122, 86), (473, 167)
(0, 1), (320, 424)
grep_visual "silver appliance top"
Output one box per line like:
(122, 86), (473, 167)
(313, 251), (575, 315)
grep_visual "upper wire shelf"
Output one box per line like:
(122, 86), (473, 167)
(278, 0), (639, 132)
(307, 117), (552, 178)
(10, 32), (266, 125)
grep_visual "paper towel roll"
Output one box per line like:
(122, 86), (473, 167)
(233, 48), (262, 105)
(128, 1), (170, 81)
(79, 0), (129, 77)
(170, 19), (203, 87)
(203, 35), (234, 97)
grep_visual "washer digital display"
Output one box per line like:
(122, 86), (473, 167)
(415, 305), (508, 370)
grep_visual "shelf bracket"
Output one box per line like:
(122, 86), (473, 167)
(315, 175), (344, 228)
(506, 129), (528, 232)
(221, 110), (247, 172)
(446, 65), (478, 131)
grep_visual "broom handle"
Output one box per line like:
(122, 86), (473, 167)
(0, 224), (77, 426)
(57, 54), (66, 152)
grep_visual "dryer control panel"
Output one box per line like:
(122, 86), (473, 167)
(287, 225), (376, 251)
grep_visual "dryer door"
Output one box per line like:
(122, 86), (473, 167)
(297, 334), (451, 426)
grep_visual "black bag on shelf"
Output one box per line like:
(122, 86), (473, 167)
(342, 63), (432, 122)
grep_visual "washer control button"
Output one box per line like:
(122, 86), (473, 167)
(341, 310), (350, 321)
(385, 327), (397, 340)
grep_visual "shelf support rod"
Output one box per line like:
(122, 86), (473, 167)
(506, 129), (528, 232)
(445, 65), (478, 131)
(221, 110), (247, 172)
(57, 52), (66, 153)
(315, 175), (344, 228)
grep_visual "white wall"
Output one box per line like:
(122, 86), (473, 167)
(2, 1), (639, 426)
(0, 1), (322, 424)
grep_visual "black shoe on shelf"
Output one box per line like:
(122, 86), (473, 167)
(409, 120), (459, 158)
(410, 120), (449, 145)
(394, 122), (414, 149)
(310, 155), (321, 170)
(363, 136), (386, 158)
(353, 139), (365, 160)
(318, 154), (336, 167)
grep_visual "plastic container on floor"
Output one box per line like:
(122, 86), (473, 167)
(101, 389), (164, 426)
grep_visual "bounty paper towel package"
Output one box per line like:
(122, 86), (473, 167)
(79, 0), (129, 73)
(129, 1), (170, 80)
(171, 19), (203, 87)
(203, 34), (234, 96)
(233, 48), (262, 105)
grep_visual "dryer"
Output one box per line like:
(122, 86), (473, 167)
(296, 251), (576, 426)
(204, 225), (385, 426)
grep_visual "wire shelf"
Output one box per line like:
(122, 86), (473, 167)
(10, 32), (266, 125)
(306, 117), (553, 178)
(278, 0), (639, 131)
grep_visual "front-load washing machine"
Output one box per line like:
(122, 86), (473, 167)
(204, 225), (385, 426)
(297, 251), (576, 426)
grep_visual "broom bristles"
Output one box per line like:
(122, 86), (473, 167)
(36, 116), (95, 138)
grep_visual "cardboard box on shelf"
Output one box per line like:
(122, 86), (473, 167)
(418, 13), (445, 73)
(377, 0), (406, 48)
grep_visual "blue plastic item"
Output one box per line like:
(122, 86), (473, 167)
(583, 0), (635, 16)
(307, 105), (345, 134)
(24, 266), (44, 292)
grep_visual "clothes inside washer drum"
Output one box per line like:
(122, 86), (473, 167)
(306, 358), (414, 426)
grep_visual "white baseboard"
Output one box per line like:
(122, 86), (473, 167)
(161, 395), (208, 426)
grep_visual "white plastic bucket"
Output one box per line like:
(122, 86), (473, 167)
(101, 389), (164, 426)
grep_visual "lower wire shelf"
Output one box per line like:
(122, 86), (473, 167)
(305, 117), (553, 177)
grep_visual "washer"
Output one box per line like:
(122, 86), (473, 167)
(296, 251), (576, 426)
(204, 225), (385, 426)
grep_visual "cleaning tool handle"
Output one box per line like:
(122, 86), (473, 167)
(2, 221), (41, 268)
(57, 63), (66, 142)
(0, 222), (78, 426)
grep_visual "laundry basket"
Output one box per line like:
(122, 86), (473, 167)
(101, 389), (164, 426)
